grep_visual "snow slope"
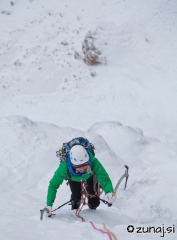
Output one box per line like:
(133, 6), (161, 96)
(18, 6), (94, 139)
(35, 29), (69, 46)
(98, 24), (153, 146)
(1, 0), (177, 140)
(0, 116), (176, 240)
(0, 0), (177, 239)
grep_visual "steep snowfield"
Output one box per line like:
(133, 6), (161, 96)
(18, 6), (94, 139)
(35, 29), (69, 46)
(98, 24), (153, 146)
(0, 116), (176, 240)
(89, 121), (177, 224)
(0, 0), (177, 239)
(1, 0), (177, 140)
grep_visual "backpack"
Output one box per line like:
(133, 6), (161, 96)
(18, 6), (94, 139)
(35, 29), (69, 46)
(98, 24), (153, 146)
(56, 137), (95, 162)
(56, 138), (101, 194)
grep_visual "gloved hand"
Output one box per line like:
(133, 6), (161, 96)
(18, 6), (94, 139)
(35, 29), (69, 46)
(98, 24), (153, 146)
(105, 192), (117, 204)
(45, 206), (52, 217)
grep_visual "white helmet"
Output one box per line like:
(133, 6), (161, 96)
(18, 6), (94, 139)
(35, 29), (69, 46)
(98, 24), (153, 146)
(70, 145), (89, 168)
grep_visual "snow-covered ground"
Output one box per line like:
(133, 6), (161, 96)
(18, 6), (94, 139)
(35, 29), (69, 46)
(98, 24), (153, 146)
(0, 0), (177, 239)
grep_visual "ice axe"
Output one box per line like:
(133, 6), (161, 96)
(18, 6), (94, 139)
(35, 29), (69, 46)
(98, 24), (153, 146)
(99, 165), (129, 207)
(40, 196), (78, 221)
(114, 165), (129, 193)
(40, 207), (48, 221)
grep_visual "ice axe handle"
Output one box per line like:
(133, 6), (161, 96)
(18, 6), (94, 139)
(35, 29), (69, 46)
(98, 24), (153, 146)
(124, 165), (129, 191)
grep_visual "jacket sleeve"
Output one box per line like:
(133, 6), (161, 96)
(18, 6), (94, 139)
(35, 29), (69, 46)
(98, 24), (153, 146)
(92, 157), (114, 194)
(46, 162), (68, 206)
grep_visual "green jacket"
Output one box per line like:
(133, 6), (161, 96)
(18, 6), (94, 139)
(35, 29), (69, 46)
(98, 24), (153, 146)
(46, 152), (113, 206)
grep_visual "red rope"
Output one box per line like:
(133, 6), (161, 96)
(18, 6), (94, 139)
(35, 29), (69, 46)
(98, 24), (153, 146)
(75, 182), (87, 222)
(90, 221), (113, 240)
(74, 181), (114, 240)
(75, 200), (85, 222)
(75, 210), (85, 222)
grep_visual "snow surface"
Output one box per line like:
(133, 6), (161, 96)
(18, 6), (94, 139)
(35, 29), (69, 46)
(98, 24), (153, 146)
(0, 0), (177, 239)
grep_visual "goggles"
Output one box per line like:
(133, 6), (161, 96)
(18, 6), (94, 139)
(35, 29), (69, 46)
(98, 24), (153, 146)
(72, 163), (89, 170)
